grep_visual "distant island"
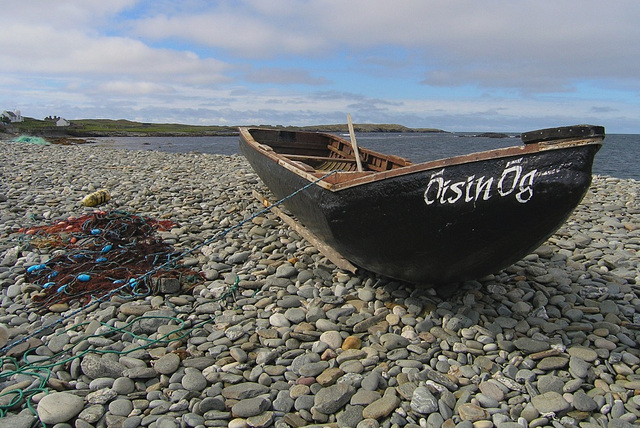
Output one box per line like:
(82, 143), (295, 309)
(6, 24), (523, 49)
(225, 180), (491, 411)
(460, 132), (513, 139)
(0, 117), (447, 141)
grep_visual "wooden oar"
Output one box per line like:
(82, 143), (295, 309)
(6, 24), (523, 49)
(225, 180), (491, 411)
(347, 114), (364, 172)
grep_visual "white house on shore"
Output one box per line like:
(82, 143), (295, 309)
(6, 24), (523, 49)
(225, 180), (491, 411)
(56, 118), (70, 127)
(1, 110), (23, 123)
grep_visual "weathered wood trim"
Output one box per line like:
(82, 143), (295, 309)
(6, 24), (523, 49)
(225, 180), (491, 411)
(252, 190), (358, 274)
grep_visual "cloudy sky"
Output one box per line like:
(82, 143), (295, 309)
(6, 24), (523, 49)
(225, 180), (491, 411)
(1, 1), (639, 132)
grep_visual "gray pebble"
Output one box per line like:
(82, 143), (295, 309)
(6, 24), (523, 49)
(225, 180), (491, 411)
(410, 386), (438, 414)
(154, 352), (181, 375)
(182, 368), (207, 391)
(122, 416), (142, 428)
(313, 383), (355, 414)
(37, 392), (84, 424)
(109, 398), (134, 416)
(2, 146), (640, 427)
(231, 396), (271, 418)
(569, 356), (591, 378)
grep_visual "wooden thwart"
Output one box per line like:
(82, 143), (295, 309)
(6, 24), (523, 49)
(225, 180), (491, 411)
(252, 190), (358, 274)
(283, 154), (357, 163)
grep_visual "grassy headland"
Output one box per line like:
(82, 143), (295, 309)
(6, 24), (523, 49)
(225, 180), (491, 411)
(1, 117), (446, 139)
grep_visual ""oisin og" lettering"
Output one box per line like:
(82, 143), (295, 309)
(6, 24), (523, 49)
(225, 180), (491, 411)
(423, 158), (537, 206)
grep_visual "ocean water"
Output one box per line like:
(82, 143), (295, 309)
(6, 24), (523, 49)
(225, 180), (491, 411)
(90, 132), (640, 180)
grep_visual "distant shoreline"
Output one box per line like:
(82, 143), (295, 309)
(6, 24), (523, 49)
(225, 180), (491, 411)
(1, 117), (448, 140)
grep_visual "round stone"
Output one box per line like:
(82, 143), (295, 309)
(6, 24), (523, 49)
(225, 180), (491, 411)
(182, 368), (207, 391)
(109, 398), (134, 416)
(320, 330), (343, 349)
(37, 392), (84, 424)
(342, 336), (362, 350)
(231, 396), (270, 418)
(154, 352), (181, 375)
(269, 313), (290, 327)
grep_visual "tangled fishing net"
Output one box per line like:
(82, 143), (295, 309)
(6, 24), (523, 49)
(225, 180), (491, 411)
(21, 210), (203, 310)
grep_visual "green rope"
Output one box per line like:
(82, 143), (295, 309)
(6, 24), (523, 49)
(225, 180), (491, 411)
(0, 169), (337, 424)
(0, 277), (237, 422)
(1, 170), (336, 356)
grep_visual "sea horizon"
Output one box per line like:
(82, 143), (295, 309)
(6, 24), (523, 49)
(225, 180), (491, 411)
(85, 132), (639, 181)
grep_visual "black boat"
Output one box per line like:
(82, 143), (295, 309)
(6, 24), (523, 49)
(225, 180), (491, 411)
(238, 124), (604, 284)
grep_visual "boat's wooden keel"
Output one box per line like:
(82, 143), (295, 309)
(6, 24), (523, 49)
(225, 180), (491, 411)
(252, 190), (358, 274)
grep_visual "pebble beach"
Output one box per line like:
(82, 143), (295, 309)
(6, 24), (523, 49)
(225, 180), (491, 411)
(0, 141), (639, 428)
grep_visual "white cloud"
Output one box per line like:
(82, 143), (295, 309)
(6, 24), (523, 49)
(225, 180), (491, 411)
(0, 3), (230, 83)
(0, 1), (136, 28)
(0, 0), (639, 132)
(94, 80), (174, 95)
(243, 68), (329, 85)
(124, 0), (640, 94)
(131, 12), (324, 57)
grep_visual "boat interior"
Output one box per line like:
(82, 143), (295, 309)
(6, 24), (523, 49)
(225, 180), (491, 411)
(243, 126), (604, 188)
(247, 128), (413, 173)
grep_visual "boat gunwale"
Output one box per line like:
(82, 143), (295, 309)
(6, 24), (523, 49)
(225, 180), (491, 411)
(238, 127), (604, 192)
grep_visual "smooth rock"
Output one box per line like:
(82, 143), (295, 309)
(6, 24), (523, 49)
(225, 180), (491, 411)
(232, 396), (270, 418)
(37, 392), (84, 424)
(410, 386), (438, 414)
(313, 383), (356, 414)
(154, 352), (181, 375)
(531, 391), (570, 414)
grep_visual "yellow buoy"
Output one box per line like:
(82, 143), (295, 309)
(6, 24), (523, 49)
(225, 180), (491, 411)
(81, 189), (111, 207)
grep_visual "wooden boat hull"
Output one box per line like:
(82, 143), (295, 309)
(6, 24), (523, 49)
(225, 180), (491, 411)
(239, 127), (602, 284)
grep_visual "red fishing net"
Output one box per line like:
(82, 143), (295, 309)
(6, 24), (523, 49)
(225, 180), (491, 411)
(21, 210), (203, 310)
